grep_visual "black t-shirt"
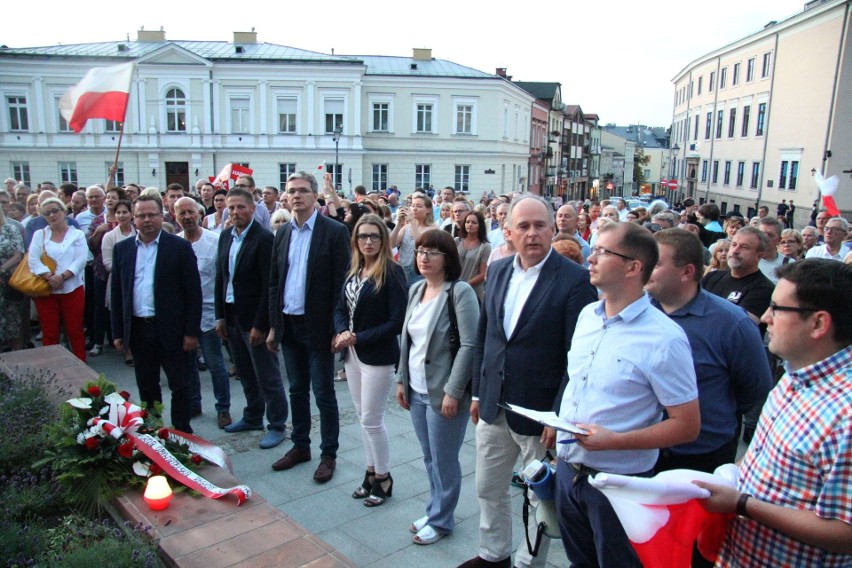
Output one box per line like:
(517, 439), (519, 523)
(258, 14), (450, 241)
(702, 269), (775, 333)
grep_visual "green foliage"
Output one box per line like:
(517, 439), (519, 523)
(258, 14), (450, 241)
(0, 519), (46, 567)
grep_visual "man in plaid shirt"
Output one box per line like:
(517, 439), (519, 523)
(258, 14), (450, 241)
(696, 259), (852, 567)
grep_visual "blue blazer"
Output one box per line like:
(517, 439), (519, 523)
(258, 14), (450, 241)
(333, 262), (408, 366)
(214, 221), (274, 332)
(472, 251), (597, 436)
(268, 213), (351, 351)
(110, 230), (202, 350)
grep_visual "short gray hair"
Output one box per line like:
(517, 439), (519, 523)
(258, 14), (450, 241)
(287, 171), (318, 194)
(826, 217), (849, 232)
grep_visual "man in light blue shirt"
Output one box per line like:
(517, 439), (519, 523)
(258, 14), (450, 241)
(555, 222), (700, 567)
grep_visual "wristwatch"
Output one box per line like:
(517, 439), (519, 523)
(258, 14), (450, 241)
(736, 493), (752, 518)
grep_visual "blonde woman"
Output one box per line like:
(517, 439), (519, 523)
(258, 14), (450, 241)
(333, 214), (407, 507)
(778, 229), (804, 260)
(704, 238), (731, 276)
(391, 194), (437, 283)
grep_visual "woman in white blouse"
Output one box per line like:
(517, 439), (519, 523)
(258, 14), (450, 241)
(28, 197), (88, 361)
(396, 229), (479, 545)
(101, 199), (136, 365)
(202, 189), (227, 233)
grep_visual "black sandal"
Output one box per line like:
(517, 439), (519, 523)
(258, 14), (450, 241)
(352, 470), (374, 499)
(364, 472), (393, 507)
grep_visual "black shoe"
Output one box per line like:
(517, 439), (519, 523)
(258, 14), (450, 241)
(364, 472), (393, 507)
(352, 470), (375, 499)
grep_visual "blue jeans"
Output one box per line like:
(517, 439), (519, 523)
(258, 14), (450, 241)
(409, 391), (469, 534)
(228, 323), (288, 431)
(199, 328), (231, 412)
(279, 316), (339, 458)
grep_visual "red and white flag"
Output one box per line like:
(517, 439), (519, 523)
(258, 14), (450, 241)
(589, 465), (738, 568)
(212, 163), (254, 190)
(814, 171), (841, 216)
(59, 62), (134, 133)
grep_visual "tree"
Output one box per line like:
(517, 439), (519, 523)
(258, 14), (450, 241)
(633, 146), (651, 187)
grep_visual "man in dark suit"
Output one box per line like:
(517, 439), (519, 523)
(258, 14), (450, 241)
(267, 172), (351, 482)
(459, 195), (597, 568)
(110, 194), (202, 433)
(215, 188), (289, 449)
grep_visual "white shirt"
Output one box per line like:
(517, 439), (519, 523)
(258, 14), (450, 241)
(180, 228), (219, 332)
(27, 226), (87, 294)
(805, 244), (844, 261)
(132, 232), (161, 317)
(503, 247), (552, 338)
(407, 297), (439, 395)
(282, 210), (317, 315)
(758, 254), (789, 284)
(487, 226), (505, 247)
(226, 219), (254, 304)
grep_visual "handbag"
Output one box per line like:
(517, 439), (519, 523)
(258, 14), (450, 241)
(447, 281), (460, 360)
(9, 252), (56, 297)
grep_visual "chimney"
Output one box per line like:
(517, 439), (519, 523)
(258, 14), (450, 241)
(233, 30), (258, 44)
(137, 27), (166, 42)
(496, 68), (507, 77)
(413, 48), (432, 61)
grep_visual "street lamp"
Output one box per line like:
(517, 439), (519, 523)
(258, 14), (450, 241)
(332, 124), (343, 191)
(670, 143), (681, 203)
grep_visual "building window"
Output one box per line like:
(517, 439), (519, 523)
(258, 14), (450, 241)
(720, 67), (727, 89)
(709, 71), (715, 92)
(324, 99), (344, 134)
(106, 162), (124, 186)
(705, 112), (712, 140)
(325, 163), (343, 189)
(7, 96), (28, 131)
(736, 162), (745, 187)
(58, 107), (71, 132)
(732, 63), (740, 86)
(454, 165), (470, 193)
(728, 108), (737, 138)
(11, 162), (30, 187)
(789, 161), (799, 190)
(277, 98), (297, 134)
(750, 162), (760, 189)
(712, 160), (719, 184)
(455, 104), (473, 134)
(416, 103), (433, 133)
(279, 163), (297, 187)
(104, 120), (121, 132)
(165, 88), (186, 132)
(415, 164), (431, 189)
(761, 52), (771, 78)
(756, 102), (766, 136)
(697, 77), (703, 95)
(230, 96), (250, 133)
(716, 110), (724, 139)
(372, 163), (388, 192)
(746, 58), (755, 82)
(372, 102), (389, 132)
(723, 161), (732, 185)
(741, 105), (750, 137)
(59, 162), (78, 185)
(779, 161), (788, 189)
(701, 160), (708, 182)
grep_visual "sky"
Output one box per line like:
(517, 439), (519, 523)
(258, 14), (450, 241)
(3, 0), (808, 127)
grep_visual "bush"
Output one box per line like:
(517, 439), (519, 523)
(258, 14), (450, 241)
(0, 519), (47, 567)
(41, 516), (159, 568)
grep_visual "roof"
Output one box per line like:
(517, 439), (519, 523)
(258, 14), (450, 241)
(603, 124), (666, 149)
(346, 54), (494, 78)
(0, 40), (360, 64)
(513, 81), (561, 102)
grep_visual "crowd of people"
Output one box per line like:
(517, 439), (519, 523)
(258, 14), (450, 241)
(1, 172), (850, 567)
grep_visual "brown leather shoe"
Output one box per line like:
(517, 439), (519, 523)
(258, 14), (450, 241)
(456, 556), (511, 568)
(313, 456), (336, 483)
(217, 411), (232, 429)
(271, 446), (312, 471)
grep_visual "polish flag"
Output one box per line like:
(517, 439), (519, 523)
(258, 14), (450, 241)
(213, 163), (254, 190)
(814, 171), (841, 216)
(59, 62), (134, 133)
(589, 465), (738, 568)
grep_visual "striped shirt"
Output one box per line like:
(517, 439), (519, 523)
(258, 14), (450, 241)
(716, 345), (852, 567)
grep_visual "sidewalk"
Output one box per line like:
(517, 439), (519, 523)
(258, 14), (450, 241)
(85, 346), (570, 568)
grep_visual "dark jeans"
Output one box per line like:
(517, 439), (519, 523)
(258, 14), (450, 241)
(228, 321), (288, 430)
(198, 328), (231, 412)
(129, 317), (193, 433)
(279, 315), (338, 457)
(555, 460), (645, 568)
(655, 435), (739, 475)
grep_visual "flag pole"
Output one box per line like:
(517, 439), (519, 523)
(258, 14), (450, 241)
(112, 121), (125, 172)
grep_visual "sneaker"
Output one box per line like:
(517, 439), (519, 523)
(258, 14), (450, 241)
(88, 345), (102, 357)
(224, 419), (264, 433)
(217, 411), (232, 429)
(259, 428), (288, 449)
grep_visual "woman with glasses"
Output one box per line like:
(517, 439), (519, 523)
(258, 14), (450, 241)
(203, 189), (228, 233)
(397, 230), (479, 545)
(28, 197), (87, 360)
(455, 210), (490, 302)
(778, 229), (804, 260)
(391, 194), (437, 283)
(333, 214), (408, 507)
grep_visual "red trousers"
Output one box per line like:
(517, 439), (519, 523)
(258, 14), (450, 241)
(34, 285), (86, 362)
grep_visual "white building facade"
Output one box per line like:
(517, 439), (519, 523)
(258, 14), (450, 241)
(0, 32), (534, 196)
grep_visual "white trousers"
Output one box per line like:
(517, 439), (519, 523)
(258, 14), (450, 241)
(344, 348), (394, 474)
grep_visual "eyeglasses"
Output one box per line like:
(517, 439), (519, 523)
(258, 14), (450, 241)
(415, 249), (445, 260)
(43, 208), (64, 216)
(590, 247), (636, 261)
(356, 234), (381, 243)
(825, 227), (846, 233)
(768, 302), (817, 317)
(286, 188), (313, 195)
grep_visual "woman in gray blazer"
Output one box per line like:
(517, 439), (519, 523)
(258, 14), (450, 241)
(396, 229), (479, 545)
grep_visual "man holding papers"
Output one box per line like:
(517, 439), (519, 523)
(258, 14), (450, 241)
(555, 222), (701, 567)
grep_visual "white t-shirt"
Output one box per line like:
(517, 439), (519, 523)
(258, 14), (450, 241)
(407, 297), (439, 395)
